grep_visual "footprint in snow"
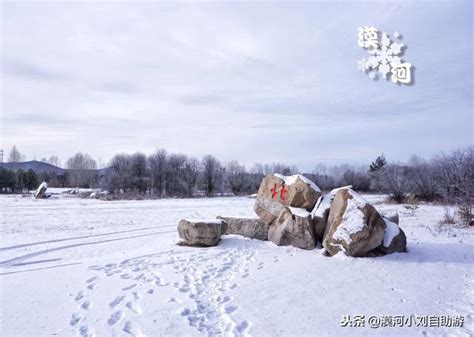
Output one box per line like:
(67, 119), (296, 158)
(225, 306), (239, 314)
(132, 291), (142, 300)
(75, 291), (84, 302)
(70, 313), (82, 326)
(81, 300), (92, 310)
(168, 297), (182, 304)
(86, 276), (98, 283)
(87, 283), (96, 290)
(122, 284), (137, 291)
(217, 296), (231, 304)
(126, 301), (143, 315)
(109, 295), (125, 308)
(123, 320), (145, 337)
(79, 324), (95, 337)
(235, 320), (250, 334)
(107, 310), (124, 326)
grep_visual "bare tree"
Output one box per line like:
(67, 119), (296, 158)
(166, 153), (188, 197)
(434, 146), (473, 225)
(407, 155), (439, 201)
(376, 164), (412, 203)
(130, 152), (149, 193)
(183, 157), (200, 197)
(149, 149), (167, 197)
(342, 169), (371, 191)
(67, 153), (97, 170)
(66, 152), (97, 187)
(202, 155), (222, 196)
(41, 155), (61, 167)
(8, 145), (25, 162)
(105, 153), (132, 192)
(48, 155), (61, 167)
(226, 160), (246, 195)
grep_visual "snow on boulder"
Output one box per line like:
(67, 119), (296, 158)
(322, 188), (385, 257)
(311, 186), (352, 243)
(34, 182), (48, 199)
(254, 174), (321, 226)
(70, 187), (79, 194)
(177, 219), (227, 247)
(273, 174), (321, 193)
(379, 210), (399, 225)
(268, 206), (316, 250)
(217, 216), (269, 241)
(378, 217), (407, 254)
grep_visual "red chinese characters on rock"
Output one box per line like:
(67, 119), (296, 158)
(270, 183), (288, 201)
(270, 183), (279, 199)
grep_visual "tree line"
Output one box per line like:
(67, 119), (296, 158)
(0, 145), (472, 224)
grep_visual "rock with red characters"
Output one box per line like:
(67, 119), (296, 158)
(254, 174), (321, 225)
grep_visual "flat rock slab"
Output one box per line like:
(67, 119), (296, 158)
(177, 219), (227, 247)
(217, 216), (269, 240)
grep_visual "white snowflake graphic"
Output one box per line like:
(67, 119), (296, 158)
(357, 27), (413, 84)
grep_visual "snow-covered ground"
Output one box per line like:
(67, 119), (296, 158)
(0, 195), (472, 337)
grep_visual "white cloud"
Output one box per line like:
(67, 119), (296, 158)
(1, 1), (472, 169)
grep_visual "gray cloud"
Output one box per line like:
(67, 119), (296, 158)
(2, 58), (70, 81)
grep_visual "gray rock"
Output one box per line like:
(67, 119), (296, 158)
(177, 219), (227, 247)
(311, 186), (352, 243)
(268, 207), (316, 250)
(378, 216), (407, 254)
(322, 188), (385, 257)
(217, 216), (269, 240)
(34, 182), (48, 199)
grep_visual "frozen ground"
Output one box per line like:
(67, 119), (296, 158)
(0, 194), (472, 337)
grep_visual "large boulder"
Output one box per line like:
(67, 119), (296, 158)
(378, 217), (407, 254)
(177, 219), (227, 247)
(217, 216), (269, 240)
(34, 182), (48, 199)
(254, 174), (321, 225)
(322, 188), (385, 257)
(311, 186), (352, 243)
(268, 207), (316, 250)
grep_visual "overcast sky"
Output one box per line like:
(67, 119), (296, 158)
(1, 0), (472, 170)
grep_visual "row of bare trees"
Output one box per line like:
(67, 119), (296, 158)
(369, 148), (473, 225)
(101, 150), (299, 197)
(2, 145), (472, 224)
